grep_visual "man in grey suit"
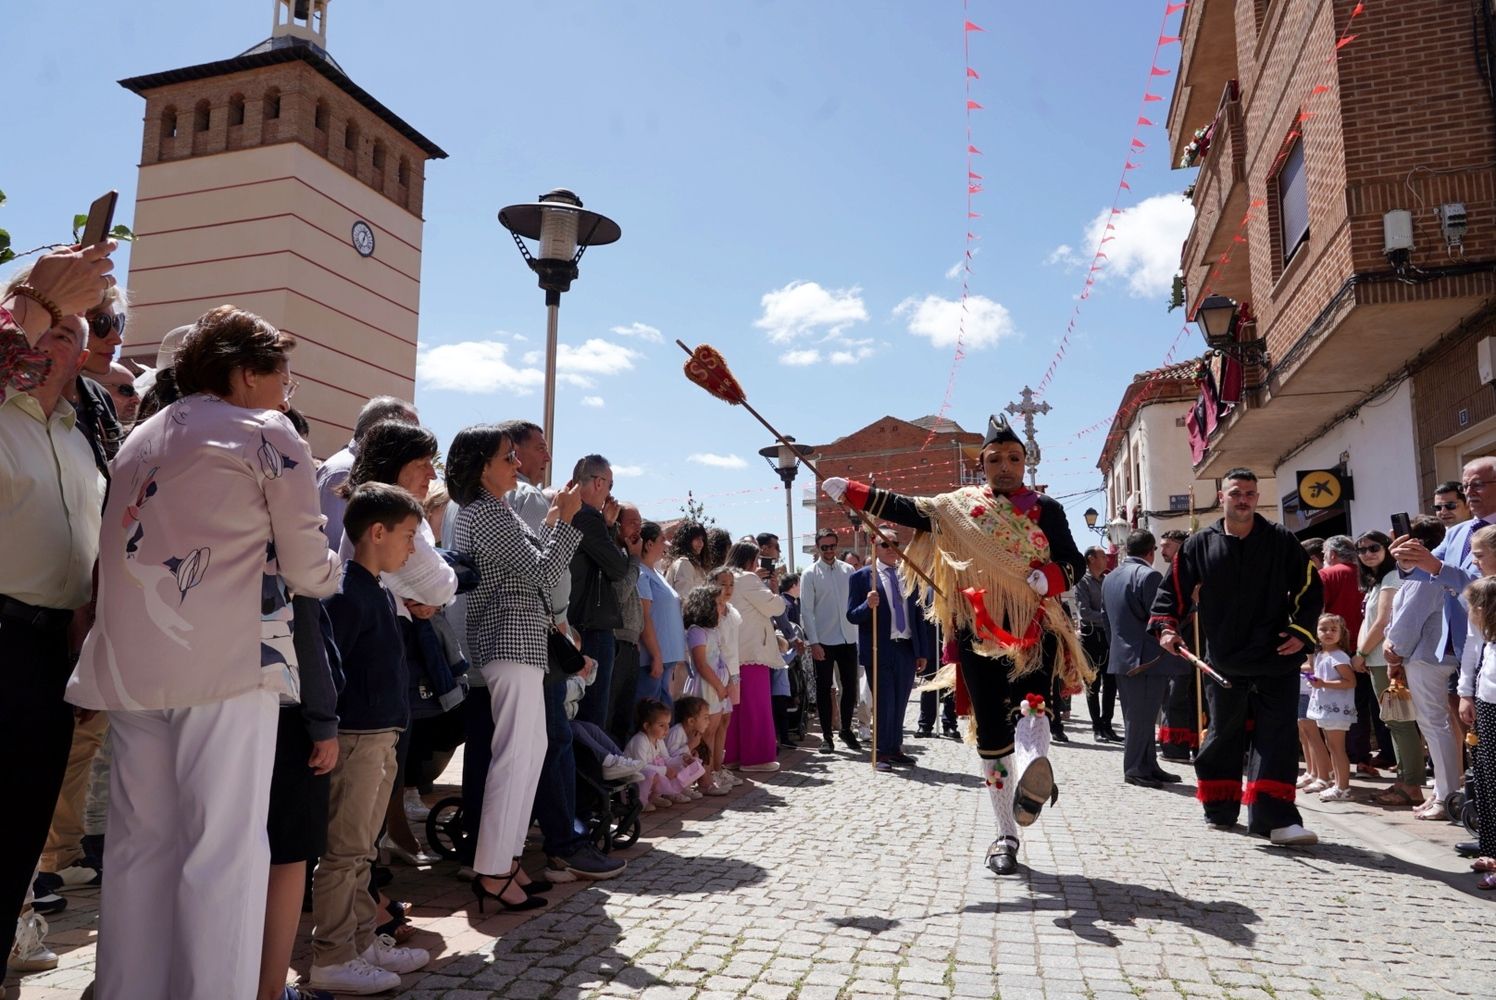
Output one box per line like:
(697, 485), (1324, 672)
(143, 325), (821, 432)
(1102, 530), (1187, 788)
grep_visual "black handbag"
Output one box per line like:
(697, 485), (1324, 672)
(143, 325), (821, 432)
(539, 587), (587, 676)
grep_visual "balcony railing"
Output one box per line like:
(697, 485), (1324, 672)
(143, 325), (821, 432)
(1181, 81), (1250, 314)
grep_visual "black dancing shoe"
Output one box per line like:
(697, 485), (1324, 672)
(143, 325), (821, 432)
(839, 730), (863, 752)
(915, 727), (934, 738)
(1050, 725), (1070, 745)
(1014, 758), (1058, 827)
(985, 836), (1020, 875)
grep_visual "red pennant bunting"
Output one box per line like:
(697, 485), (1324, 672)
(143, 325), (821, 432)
(1165, 1), (1187, 12)
(968, 145), (983, 154)
(1351, 1), (1364, 15)
(1149, 66), (1171, 76)
(1136, 116), (1154, 126)
(1335, 34), (1358, 49)
(1100, 236), (1115, 244)
(967, 67), (980, 79)
(963, 20), (984, 31)
(968, 184), (984, 194)
(966, 100), (984, 110)
(1096, 252), (1109, 260)
(969, 171), (983, 180)
(1119, 179), (1131, 190)
(1111, 208), (1123, 215)
(1159, 35), (1180, 44)
(1311, 84), (1330, 95)
(1143, 93), (1163, 102)
(1130, 138), (1147, 149)
(968, 211), (982, 218)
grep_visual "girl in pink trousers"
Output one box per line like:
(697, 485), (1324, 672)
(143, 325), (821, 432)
(623, 700), (692, 811)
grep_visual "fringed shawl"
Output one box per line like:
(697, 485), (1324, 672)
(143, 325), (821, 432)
(898, 485), (1092, 691)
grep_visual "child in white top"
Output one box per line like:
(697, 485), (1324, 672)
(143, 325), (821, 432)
(684, 581), (736, 794)
(1306, 613), (1358, 800)
(665, 696), (711, 800)
(623, 699), (690, 811)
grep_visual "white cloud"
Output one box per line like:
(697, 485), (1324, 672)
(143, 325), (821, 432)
(1078, 193), (1194, 297)
(523, 338), (641, 376)
(780, 349), (821, 366)
(416, 339), (545, 395)
(1045, 243), (1079, 267)
(610, 322), (664, 344)
(754, 280), (868, 344)
(612, 464), (644, 477)
(945, 247), (980, 280)
(581, 395), (605, 408)
(894, 293), (1016, 350)
(829, 345), (876, 365)
(688, 452), (748, 469)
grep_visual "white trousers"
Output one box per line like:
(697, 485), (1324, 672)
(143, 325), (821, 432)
(1406, 658), (1461, 803)
(474, 660), (547, 875)
(96, 687), (278, 1000)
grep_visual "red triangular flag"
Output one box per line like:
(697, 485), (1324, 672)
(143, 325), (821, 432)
(1311, 84), (1330, 95)
(964, 20), (984, 32)
(1165, 1), (1188, 12)
(968, 211), (982, 218)
(1096, 252), (1109, 260)
(1131, 138), (1147, 149)
(967, 67), (980, 79)
(1100, 236), (1115, 244)
(968, 184), (983, 194)
(1137, 117), (1154, 127)
(1159, 35), (1180, 45)
(968, 145), (983, 155)
(1351, 1), (1364, 15)
(969, 171), (983, 180)
(1124, 161), (1140, 170)
(1119, 180), (1132, 190)
(1111, 208), (1124, 215)
(966, 100), (984, 110)
(1150, 66), (1171, 76)
(1143, 93), (1163, 102)
(1336, 34), (1358, 49)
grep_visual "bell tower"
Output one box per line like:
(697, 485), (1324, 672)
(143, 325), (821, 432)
(117, 0), (446, 457)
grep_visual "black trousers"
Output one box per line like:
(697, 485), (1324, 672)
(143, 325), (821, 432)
(1, 614), (76, 959)
(960, 629), (1055, 758)
(609, 640), (641, 747)
(814, 643), (859, 737)
(1081, 625), (1115, 729)
(1347, 670), (1392, 765)
(1161, 670), (1202, 753)
(919, 685), (958, 731)
(1194, 670), (1302, 834)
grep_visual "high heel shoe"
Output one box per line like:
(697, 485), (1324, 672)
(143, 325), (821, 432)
(471, 872), (547, 913)
(512, 858), (551, 895)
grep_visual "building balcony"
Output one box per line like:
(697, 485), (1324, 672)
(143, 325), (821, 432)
(1167, 0), (1240, 168)
(1180, 84), (1250, 314)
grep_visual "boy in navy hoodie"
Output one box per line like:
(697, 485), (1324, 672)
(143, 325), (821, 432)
(309, 483), (430, 995)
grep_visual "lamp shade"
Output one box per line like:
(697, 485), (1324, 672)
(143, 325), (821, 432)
(1083, 507), (1099, 529)
(758, 437), (813, 471)
(498, 188), (621, 260)
(1195, 294), (1238, 346)
(1106, 518), (1130, 547)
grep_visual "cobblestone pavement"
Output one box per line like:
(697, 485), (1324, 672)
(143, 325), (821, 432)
(9, 707), (1494, 1000)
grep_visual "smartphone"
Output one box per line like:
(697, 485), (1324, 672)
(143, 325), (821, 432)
(1390, 512), (1412, 538)
(81, 190), (119, 246)
(759, 556), (775, 573)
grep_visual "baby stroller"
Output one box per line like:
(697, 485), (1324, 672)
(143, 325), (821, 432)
(424, 795), (470, 862)
(785, 653), (812, 742)
(573, 741), (643, 854)
(1457, 761), (1479, 836)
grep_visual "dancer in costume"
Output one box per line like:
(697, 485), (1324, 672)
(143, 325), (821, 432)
(821, 414), (1090, 875)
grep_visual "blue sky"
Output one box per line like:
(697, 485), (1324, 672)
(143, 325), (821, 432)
(10, 0), (1196, 553)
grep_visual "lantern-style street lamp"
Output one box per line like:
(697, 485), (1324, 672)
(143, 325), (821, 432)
(499, 189), (621, 485)
(758, 437), (815, 573)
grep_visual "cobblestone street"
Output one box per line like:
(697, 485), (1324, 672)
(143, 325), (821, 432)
(11, 708), (1493, 1000)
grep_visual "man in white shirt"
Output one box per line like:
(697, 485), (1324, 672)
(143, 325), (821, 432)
(1, 315), (102, 972)
(316, 396), (417, 551)
(800, 529), (862, 753)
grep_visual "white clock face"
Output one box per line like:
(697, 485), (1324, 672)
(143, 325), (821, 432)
(351, 221), (375, 257)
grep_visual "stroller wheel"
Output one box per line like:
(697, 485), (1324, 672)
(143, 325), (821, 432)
(1446, 791), (1467, 817)
(424, 796), (468, 859)
(1463, 799), (1481, 836)
(612, 815), (641, 851)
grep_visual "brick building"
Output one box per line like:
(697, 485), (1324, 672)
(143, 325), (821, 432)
(805, 415), (982, 558)
(1169, 0), (1496, 535)
(117, 0), (445, 458)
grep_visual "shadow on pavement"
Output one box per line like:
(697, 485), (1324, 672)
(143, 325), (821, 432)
(827, 914), (901, 934)
(963, 873), (1261, 949)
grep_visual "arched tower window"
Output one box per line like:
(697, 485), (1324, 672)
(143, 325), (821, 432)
(193, 99), (211, 132)
(314, 99), (329, 131)
(228, 94), (246, 127)
(264, 88), (282, 120)
(397, 157), (410, 186)
(161, 105), (178, 140)
(371, 140), (386, 170)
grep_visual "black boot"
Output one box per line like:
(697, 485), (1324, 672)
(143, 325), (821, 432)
(1051, 719), (1070, 744)
(985, 836), (1020, 875)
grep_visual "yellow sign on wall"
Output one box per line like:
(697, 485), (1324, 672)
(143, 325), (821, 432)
(1296, 469), (1345, 510)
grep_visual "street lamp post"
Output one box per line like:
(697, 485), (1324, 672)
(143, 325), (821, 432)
(498, 188), (621, 486)
(757, 437), (815, 573)
(1083, 507), (1105, 538)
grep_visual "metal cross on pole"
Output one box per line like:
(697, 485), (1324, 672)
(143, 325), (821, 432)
(1005, 386), (1052, 487)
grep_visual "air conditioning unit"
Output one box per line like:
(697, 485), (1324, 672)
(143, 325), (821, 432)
(1479, 336), (1496, 386)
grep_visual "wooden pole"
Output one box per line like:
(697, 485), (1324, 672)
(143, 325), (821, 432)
(870, 568), (880, 772)
(1189, 485), (1206, 741)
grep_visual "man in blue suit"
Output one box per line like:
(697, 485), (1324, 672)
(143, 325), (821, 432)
(848, 529), (933, 771)
(1103, 529), (1188, 787)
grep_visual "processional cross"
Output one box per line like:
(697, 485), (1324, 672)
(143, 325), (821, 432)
(1005, 386), (1051, 488)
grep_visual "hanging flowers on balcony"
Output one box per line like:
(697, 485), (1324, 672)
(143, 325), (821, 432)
(1179, 122), (1214, 168)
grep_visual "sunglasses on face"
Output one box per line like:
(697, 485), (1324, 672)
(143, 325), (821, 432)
(115, 383), (138, 398)
(1357, 544), (1383, 554)
(88, 312), (126, 339)
(818, 544), (837, 551)
(1433, 502), (1461, 511)
(878, 541), (899, 549)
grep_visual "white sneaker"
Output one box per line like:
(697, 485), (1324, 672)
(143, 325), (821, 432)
(668, 793), (693, 804)
(1269, 823), (1319, 846)
(741, 761), (781, 773)
(602, 755), (645, 781)
(686, 787), (703, 799)
(721, 770), (742, 786)
(362, 934), (429, 974)
(54, 862), (101, 888)
(1318, 786), (1351, 802)
(309, 956), (400, 995)
(9, 912), (59, 972)
(403, 788), (430, 821)
(702, 777), (730, 796)
(1304, 779), (1331, 794)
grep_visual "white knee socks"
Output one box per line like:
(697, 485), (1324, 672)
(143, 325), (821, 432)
(982, 754), (1018, 842)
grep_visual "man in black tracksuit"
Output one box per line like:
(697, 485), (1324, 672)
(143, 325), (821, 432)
(1149, 468), (1322, 844)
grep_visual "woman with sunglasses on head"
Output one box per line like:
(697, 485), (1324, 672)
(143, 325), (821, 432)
(447, 425), (583, 912)
(1353, 529), (1424, 807)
